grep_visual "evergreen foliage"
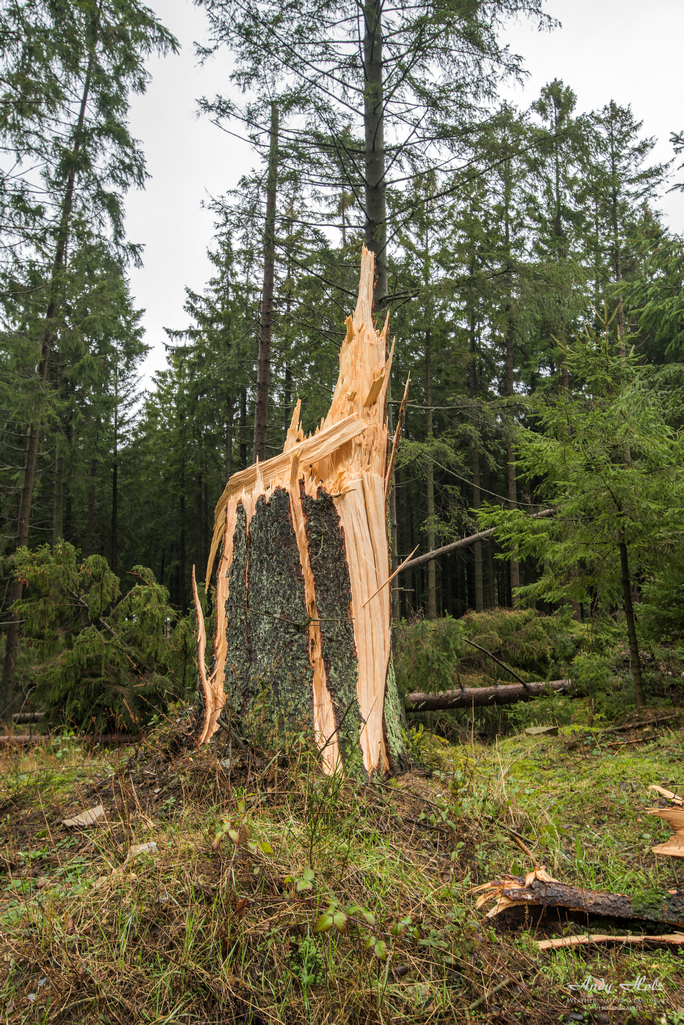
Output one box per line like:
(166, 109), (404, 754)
(12, 543), (195, 732)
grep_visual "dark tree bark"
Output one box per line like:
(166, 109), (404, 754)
(253, 102), (278, 462)
(619, 538), (645, 707)
(225, 394), (233, 482)
(469, 313), (483, 612)
(85, 457), (97, 558)
(363, 0), (386, 308)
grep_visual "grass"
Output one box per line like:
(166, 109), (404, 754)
(1, 706), (683, 1024)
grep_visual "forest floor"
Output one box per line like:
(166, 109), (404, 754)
(1, 707), (683, 1025)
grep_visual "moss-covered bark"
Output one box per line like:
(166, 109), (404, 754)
(302, 485), (362, 764)
(224, 490), (314, 747)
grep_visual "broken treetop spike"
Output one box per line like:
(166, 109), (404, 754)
(355, 245), (375, 325)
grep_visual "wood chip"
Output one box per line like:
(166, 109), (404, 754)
(60, 804), (105, 828)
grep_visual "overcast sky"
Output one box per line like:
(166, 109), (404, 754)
(125, 0), (684, 378)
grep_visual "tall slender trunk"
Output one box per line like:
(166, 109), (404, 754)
(505, 311), (520, 603)
(608, 105), (626, 358)
(469, 313), (483, 612)
(225, 394), (233, 482)
(1, 33), (98, 712)
(425, 328), (436, 620)
(179, 399), (187, 613)
(53, 440), (65, 544)
(253, 102), (278, 462)
(111, 400), (118, 576)
(363, 0), (386, 308)
(85, 457), (97, 558)
(196, 464), (203, 568)
(240, 388), (247, 469)
(483, 460), (496, 606)
(619, 538), (644, 707)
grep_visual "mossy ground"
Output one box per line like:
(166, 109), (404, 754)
(1, 708), (683, 1024)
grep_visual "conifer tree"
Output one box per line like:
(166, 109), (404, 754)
(0, 0), (177, 713)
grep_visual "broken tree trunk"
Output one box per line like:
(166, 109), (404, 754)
(478, 869), (684, 929)
(406, 679), (571, 713)
(194, 247), (406, 777)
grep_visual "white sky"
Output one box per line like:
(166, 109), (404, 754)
(125, 0), (684, 377)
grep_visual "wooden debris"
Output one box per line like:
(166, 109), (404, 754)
(537, 932), (684, 950)
(476, 872), (684, 928)
(406, 679), (571, 713)
(647, 787), (684, 858)
(61, 804), (105, 828)
(11, 712), (44, 723)
(524, 726), (559, 736)
(196, 247), (406, 777)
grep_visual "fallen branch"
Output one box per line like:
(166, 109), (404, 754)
(406, 679), (571, 713)
(399, 508), (555, 572)
(12, 712), (45, 724)
(477, 872), (684, 928)
(461, 637), (530, 689)
(537, 932), (684, 951)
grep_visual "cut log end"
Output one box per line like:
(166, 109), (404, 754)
(196, 248), (407, 778)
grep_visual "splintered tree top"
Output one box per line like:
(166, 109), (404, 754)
(194, 247), (406, 777)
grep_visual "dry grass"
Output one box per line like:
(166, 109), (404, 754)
(1, 711), (683, 1024)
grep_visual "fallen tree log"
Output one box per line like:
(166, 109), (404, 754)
(194, 247), (407, 777)
(406, 679), (572, 712)
(477, 868), (684, 929)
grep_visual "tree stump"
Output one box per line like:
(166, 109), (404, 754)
(193, 248), (407, 776)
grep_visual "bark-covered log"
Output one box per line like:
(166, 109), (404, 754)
(194, 248), (407, 777)
(481, 873), (684, 929)
(406, 679), (572, 712)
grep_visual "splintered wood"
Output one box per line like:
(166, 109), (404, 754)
(647, 785), (684, 858)
(194, 247), (406, 777)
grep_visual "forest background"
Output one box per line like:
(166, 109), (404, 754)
(2, 0), (684, 731)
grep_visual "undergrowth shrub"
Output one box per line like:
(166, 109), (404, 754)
(11, 542), (198, 732)
(395, 607), (584, 700)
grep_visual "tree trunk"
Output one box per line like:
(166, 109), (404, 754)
(239, 388), (247, 469)
(406, 679), (572, 712)
(85, 457), (97, 558)
(505, 314), (520, 602)
(425, 328), (436, 620)
(363, 0), (387, 308)
(194, 249), (406, 777)
(225, 394), (233, 482)
(469, 316), (483, 612)
(253, 102), (278, 463)
(619, 538), (645, 707)
(53, 439), (65, 545)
